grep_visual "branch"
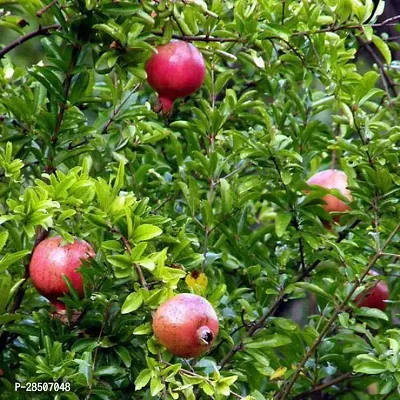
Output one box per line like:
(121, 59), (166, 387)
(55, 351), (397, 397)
(292, 372), (360, 399)
(218, 215), (361, 369)
(359, 37), (398, 98)
(276, 222), (400, 400)
(152, 31), (244, 43)
(0, 24), (61, 59)
(219, 290), (285, 369)
(52, 45), (81, 144)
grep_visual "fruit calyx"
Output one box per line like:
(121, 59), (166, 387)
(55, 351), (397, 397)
(197, 326), (214, 345)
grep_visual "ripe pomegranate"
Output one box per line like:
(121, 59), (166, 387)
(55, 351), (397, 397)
(29, 236), (95, 311)
(307, 169), (352, 223)
(145, 40), (206, 114)
(355, 271), (389, 311)
(153, 293), (219, 358)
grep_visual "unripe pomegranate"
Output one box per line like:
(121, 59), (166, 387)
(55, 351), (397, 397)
(153, 293), (219, 358)
(29, 236), (95, 311)
(145, 40), (206, 114)
(307, 169), (352, 222)
(355, 271), (389, 311)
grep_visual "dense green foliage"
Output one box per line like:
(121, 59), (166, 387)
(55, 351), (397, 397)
(1, 0), (400, 399)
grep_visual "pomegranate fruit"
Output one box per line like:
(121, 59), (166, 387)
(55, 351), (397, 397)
(355, 271), (389, 311)
(145, 40), (206, 114)
(152, 293), (219, 358)
(307, 169), (352, 223)
(29, 236), (95, 310)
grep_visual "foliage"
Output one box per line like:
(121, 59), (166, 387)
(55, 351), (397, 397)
(0, 0), (400, 399)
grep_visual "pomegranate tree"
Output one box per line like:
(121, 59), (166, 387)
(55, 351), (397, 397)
(152, 293), (219, 358)
(145, 40), (206, 114)
(307, 169), (352, 223)
(355, 271), (389, 311)
(29, 236), (95, 310)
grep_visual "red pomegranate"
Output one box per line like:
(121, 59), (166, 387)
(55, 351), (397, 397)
(29, 236), (95, 310)
(355, 271), (389, 311)
(307, 169), (352, 223)
(145, 40), (206, 114)
(153, 293), (219, 358)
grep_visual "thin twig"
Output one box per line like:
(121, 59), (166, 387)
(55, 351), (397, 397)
(158, 351), (168, 400)
(113, 228), (148, 289)
(219, 290), (285, 369)
(292, 372), (360, 399)
(276, 222), (400, 400)
(102, 87), (139, 135)
(86, 302), (111, 400)
(36, 0), (59, 18)
(0, 24), (61, 59)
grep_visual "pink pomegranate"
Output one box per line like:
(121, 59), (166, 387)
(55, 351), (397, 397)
(307, 169), (352, 223)
(29, 236), (95, 310)
(145, 40), (206, 114)
(355, 271), (389, 311)
(153, 293), (219, 358)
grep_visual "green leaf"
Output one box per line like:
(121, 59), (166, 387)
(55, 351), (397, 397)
(294, 282), (333, 300)
(95, 366), (125, 376)
(135, 369), (151, 390)
(354, 307), (389, 321)
(133, 224), (162, 242)
(0, 273), (12, 312)
(372, 35), (392, 65)
(220, 178), (233, 214)
(354, 361), (386, 374)
(102, 3), (140, 16)
(0, 250), (30, 273)
(0, 231), (9, 252)
(115, 346), (132, 368)
(121, 292), (143, 314)
(244, 334), (292, 348)
(275, 212), (292, 237)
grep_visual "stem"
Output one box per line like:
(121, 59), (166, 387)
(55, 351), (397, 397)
(102, 87), (139, 135)
(0, 24), (61, 59)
